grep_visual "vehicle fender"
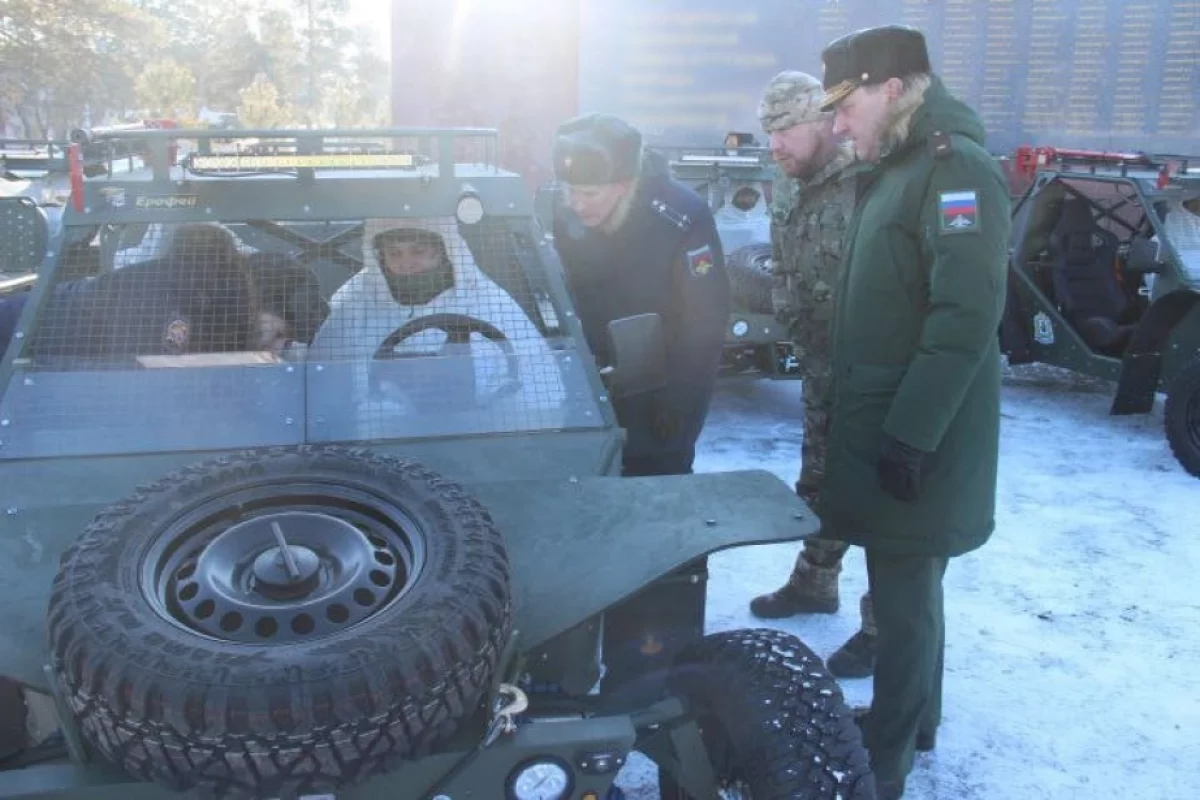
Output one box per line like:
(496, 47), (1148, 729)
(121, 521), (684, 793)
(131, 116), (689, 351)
(0, 463), (813, 692)
(468, 470), (815, 652)
(1113, 289), (1200, 415)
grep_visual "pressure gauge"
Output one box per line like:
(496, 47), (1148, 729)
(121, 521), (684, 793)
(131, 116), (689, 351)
(509, 759), (571, 800)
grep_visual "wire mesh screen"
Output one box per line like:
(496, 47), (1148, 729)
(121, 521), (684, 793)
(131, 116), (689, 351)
(0, 217), (605, 459)
(305, 215), (590, 442)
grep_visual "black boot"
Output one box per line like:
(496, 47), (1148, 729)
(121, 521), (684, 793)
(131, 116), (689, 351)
(749, 560), (840, 618)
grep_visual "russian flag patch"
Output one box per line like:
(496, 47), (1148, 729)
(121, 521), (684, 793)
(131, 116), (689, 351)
(938, 189), (979, 234)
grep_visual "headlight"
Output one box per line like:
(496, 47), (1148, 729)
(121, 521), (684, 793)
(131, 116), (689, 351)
(508, 759), (571, 800)
(456, 192), (485, 224)
(731, 319), (750, 338)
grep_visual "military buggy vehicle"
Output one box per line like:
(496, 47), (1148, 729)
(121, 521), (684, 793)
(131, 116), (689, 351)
(0, 126), (874, 800)
(1, 125), (164, 284)
(2, 139), (70, 287)
(649, 135), (799, 382)
(999, 146), (1200, 477)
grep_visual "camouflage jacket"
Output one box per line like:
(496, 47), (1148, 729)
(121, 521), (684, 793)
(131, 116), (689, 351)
(769, 143), (858, 334)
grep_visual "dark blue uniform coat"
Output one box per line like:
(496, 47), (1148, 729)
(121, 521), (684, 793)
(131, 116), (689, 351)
(0, 253), (257, 362)
(553, 150), (731, 475)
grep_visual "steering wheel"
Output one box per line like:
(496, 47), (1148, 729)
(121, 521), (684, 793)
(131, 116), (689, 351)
(371, 313), (522, 405)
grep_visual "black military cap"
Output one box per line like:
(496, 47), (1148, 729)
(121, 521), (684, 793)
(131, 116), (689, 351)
(552, 112), (643, 185)
(819, 25), (932, 111)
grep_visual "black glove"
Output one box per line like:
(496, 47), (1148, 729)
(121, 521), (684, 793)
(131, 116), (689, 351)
(877, 434), (932, 502)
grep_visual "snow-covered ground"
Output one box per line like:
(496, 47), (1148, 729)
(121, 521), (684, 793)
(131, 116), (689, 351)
(615, 365), (1200, 798)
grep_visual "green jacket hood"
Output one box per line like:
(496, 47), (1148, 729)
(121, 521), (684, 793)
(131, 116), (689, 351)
(905, 76), (988, 151)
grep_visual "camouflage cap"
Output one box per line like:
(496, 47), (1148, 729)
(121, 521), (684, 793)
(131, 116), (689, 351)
(758, 71), (832, 133)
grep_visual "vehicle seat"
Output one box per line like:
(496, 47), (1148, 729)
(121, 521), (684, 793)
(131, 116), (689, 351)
(1049, 196), (1135, 354)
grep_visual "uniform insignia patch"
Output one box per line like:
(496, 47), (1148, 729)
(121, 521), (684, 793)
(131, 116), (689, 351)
(163, 317), (190, 353)
(939, 190), (979, 234)
(686, 245), (715, 277)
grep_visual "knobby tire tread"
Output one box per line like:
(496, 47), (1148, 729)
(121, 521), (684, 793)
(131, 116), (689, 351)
(727, 243), (774, 316)
(1164, 353), (1200, 478)
(667, 628), (876, 800)
(46, 446), (513, 799)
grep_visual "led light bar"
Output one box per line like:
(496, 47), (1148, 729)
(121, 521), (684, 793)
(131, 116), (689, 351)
(678, 154), (763, 165)
(189, 153), (416, 170)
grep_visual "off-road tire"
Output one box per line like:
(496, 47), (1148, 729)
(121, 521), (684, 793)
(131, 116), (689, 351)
(660, 628), (875, 799)
(46, 446), (512, 798)
(727, 243), (774, 315)
(1164, 353), (1200, 478)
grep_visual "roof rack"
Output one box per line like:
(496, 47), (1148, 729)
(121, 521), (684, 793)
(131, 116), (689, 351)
(1014, 145), (1196, 189)
(1, 122), (169, 180)
(1, 138), (71, 176)
(650, 144), (775, 183)
(67, 126), (500, 185)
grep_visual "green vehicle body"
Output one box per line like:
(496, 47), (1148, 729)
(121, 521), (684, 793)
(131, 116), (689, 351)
(998, 149), (1200, 477)
(0, 126), (866, 800)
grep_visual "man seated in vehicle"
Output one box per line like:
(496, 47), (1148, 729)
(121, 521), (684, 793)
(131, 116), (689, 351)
(307, 217), (566, 419)
(247, 251), (330, 355)
(1, 223), (260, 362)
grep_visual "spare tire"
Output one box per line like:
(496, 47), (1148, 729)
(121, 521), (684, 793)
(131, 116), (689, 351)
(726, 242), (774, 315)
(46, 446), (512, 798)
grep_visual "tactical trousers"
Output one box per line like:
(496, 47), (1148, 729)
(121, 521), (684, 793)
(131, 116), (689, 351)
(792, 365), (873, 625)
(861, 549), (949, 783)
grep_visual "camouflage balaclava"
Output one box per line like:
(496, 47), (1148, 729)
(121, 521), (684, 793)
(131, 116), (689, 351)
(758, 71), (833, 134)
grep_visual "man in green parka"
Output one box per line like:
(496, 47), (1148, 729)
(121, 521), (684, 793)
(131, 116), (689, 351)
(816, 25), (1011, 799)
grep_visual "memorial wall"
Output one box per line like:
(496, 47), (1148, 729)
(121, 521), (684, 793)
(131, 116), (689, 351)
(578, 0), (1199, 154)
(390, 0), (1197, 186)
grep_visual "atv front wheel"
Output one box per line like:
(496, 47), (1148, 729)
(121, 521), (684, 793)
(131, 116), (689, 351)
(1164, 353), (1200, 478)
(659, 629), (875, 799)
(46, 446), (512, 798)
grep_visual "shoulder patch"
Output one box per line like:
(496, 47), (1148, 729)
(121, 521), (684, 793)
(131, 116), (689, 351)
(651, 198), (692, 231)
(686, 244), (715, 277)
(938, 190), (979, 234)
(163, 316), (190, 353)
(929, 130), (953, 160)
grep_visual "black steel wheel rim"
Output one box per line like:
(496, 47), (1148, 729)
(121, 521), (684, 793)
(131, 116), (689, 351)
(140, 479), (426, 644)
